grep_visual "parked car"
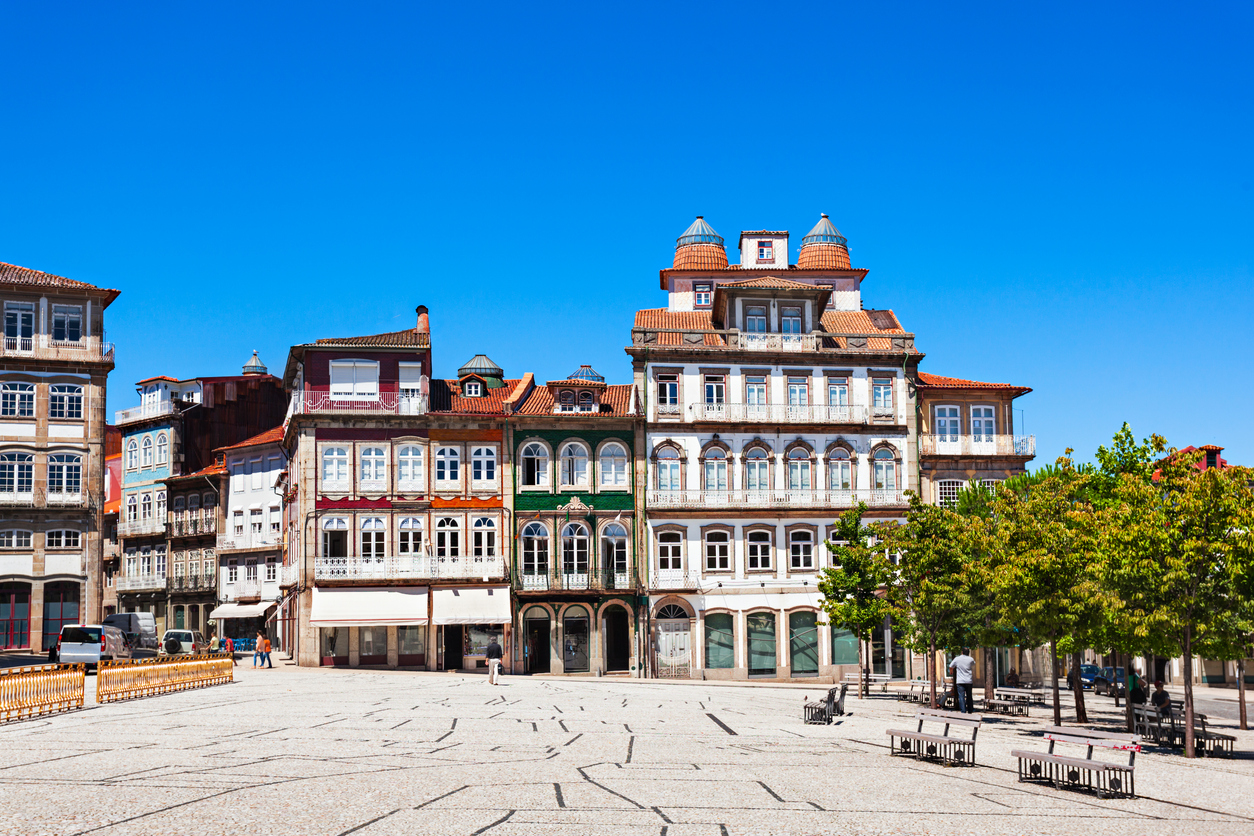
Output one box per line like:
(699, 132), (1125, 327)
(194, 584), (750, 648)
(1093, 666), (1126, 696)
(1067, 664), (1102, 690)
(103, 612), (158, 650)
(55, 624), (131, 669)
(159, 630), (206, 656)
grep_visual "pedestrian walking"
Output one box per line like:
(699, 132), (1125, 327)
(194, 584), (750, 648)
(253, 631), (265, 668)
(948, 647), (976, 714)
(486, 635), (504, 685)
(263, 636), (273, 669)
(225, 636), (237, 666)
(209, 633), (220, 654)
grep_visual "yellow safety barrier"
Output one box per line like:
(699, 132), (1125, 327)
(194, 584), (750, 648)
(97, 654), (234, 704)
(0, 663), (86, 723)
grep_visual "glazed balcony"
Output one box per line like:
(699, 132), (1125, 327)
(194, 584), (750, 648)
(114, 400), (178, 426)
(219, 575), (281, 602)
(290, 391), (429, 417)
(313, 554), (506, 582)
(118, 518), (165, 537)
(0, 489), (89, 508)
(919, 434), (1036, 457)
(517, 568), (638, 592)
(647, 488), (908, 510)
(1, 334), (115, 365)
(216, 531), (281, 552)
(688, 403), (869, 424)
(117, 573), (167, 592)
(631, 327), (916, 354)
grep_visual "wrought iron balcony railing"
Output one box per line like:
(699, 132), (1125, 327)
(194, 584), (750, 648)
(919, 434), (1036, 457)
(291, 391), (429, 417)
(688, 403), (869, 424)
(646, 488), (907, 510)
(1, 335), (115, 365)
(517, 568), (637, 592)
(313, 554), (506, 582)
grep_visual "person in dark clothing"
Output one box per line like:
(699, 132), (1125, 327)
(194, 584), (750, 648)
(1151, 680), (1173, 718)
(1129, 671), (1147, 705)
(486, 636), (504, 685)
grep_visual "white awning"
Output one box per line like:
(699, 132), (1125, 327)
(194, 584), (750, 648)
(431, 586), (511, 624)
(310, 586), (428, 627)
(209, 602), (277, 620)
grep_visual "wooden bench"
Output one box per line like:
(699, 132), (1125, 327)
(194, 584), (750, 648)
(886, 708), (982, 766)
(804, 683), (848, 725)
(996, 686), (1044, 705)
(984, 697), (1030, 717)
(1135, 704), (1235, 756)
(898, 681), (927, 703)
(1012, 725), (1139, 798)
(843, 672), (893, 693)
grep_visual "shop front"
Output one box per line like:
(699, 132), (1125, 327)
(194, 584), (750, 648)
(308, 585), (429, 667)
(432, 586), (511, 672)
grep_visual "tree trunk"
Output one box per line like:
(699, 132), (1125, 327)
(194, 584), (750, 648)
(1050, 636), (1062, 727)
(1124, 652), (1135, 733)
(983, 646), (995, 708)
(858, 636), (865, 699)
(1239, 657), (1248, 732)
(1072, 650), (1088, 724)
(1113, 650), (1122, 709)
(1184, 628), (1196, 758)
(928, 634), (938, 709)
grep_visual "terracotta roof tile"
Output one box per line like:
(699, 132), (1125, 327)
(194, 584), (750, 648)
(917, 372), (1032, 394)
(215, 426), (284, 453)
(136, 375), (180, 385)
(636, 308), (908, 348)
(672, 243), (729, 270)
(429, 378), (527, 414)
(0, 261), (120, 302)
(739, 230), (788, 236)
(632, 309), (728, 346)
(167, 461), (229, 481)
(516, 384), (636, 416)
(315, 328), (430, 348)
(720, 276), (825, 290)
(820, 310), (905, 333)
(796, 244), (852, 270)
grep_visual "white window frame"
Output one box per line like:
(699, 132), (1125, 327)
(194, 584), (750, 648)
(322, 447), (349, 487)
(398, 517), (423, 555)
(360, 447), (387, 489)
(471, 447), (496, 483)
(747, 529), (772, 570)
(49, 385), (83, 420)
(935, 405), (961, 442)
(472, 517), (496, 559)
(704, 530), (730, 571)
(463, 381), (482, 397)
(520, 442), (550, 488)
(398, 445), (424, 490)
(937, 480), (962, 508)
(972, 406), (996, 442)
(790, 530), (814, 570)
(0, 382), (35, 418)
(329, 359), (380, 399)
(657, 531), (682, 571)
(521, 522), (549, 575)
(435, 448), (460, 484)
(598, 442), (628, 489)
(559, 442), (589, 488)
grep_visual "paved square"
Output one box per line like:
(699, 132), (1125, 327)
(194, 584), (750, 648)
(2, 664), (1254, 835)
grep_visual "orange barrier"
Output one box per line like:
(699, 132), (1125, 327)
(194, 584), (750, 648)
(0, 663), (86, 723)
(97, 654), (234, 704)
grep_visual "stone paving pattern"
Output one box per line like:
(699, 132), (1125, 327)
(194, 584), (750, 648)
(2, 664), (1254, 836)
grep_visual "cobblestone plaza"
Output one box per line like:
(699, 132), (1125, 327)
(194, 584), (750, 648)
(2, 665), (1253, 836)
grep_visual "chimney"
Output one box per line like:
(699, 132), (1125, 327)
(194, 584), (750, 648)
(415, 305), (429, 334)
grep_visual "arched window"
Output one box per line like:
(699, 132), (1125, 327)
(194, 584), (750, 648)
(156, 491), (166, 521)
(322, 447), (348, 484)
(202, 493), (214, 520)
(0, 452), (33, 497)
(173, 495), (185, 515)
(321, 517), (348, 561)
(398, 517), (423, 554)
(578, 391), (595, 412)
(435, 517), (460, 558)
(745, 447), (769, 492)
(436, 448), (460, 482)
(560, 443), (589, 487)
(602, 523), (628, 576)
(360, 517), (385, 559)
(398, 446), (423, 488)
(829, 449), (852, 491)
(747, 529), (772, 569)
(658, 531), (682, 571)
(361, 447), (386, 485)
(703, 448), (728, 492)
(141, 436), (153, 468)
(521, 522), (549, 576)
(558, 390), (575, 412)
(156, 433), (169, 465)
(705, 530), (730, 571)
(789, 530), (814, 570)
(521, 442), (549, 487)
(47, 454), (82, 496)
(125, 494), (137, 522)
(656, 447), (680, 491)
(560, 522), (589, 575)
(126, 439), (138, 471)
(472, 517), (496, 559)
(141, 493), (153, 519)
(472, 447), (496, 482)
(874, 448), (897, 491)
(657, 604), (689, 620)
(787, 448), (812, 491)
(599, 443), (627, 488)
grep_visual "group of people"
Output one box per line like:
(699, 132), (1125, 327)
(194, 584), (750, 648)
(206, 632), (274, 669)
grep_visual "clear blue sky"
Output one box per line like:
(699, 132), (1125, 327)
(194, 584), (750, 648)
(2, 3), (1250, 465)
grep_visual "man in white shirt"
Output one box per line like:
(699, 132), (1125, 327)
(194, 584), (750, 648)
(949, 647), (976, 713)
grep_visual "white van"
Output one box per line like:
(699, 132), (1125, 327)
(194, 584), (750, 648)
(56, 624), (131, 668)
(103, 612), (158, 650)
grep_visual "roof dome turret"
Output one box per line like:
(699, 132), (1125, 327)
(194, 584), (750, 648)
(673, 216), (728, 270)
(241, 351), (268, 376)
(566, 365), (605, 383)
(797, 214), (851, 269)
(457, 354), (505, 386)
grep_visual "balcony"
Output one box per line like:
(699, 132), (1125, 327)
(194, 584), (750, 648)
(44, 491), (86, 508)
(0, 489), (90, 509)
(168, 517), (217, 537)
(517, 568), (638, 592)
(118, 519), (165, 537)
(117, 573), (167, 592)
(647, 488), (908, 510)
(217, 531), (281, 552)
(218, 575), (281, 602)
(0, 335), (115, 365)
(291, 391), (429, 417)
(631, 327), (916, 354)
(688, 403), (869, 424)
(168, 573), (216, 592)
(313, 554), (506, 582)
(280, 563), (300, 587)
(653, 568), (700, 590)
(919, 434), (1036, 457)
(114, 400), (179, 426)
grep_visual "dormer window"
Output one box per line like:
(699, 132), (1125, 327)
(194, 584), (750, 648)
(757, 241), (773, 261)
(693, 282), (712, 307)
(464, 381), (482, 397)
(558, 391), (575, 412)
(781, 307), (802, 334)
(578, 392), (595, 412)
(745, 306), (767, 333)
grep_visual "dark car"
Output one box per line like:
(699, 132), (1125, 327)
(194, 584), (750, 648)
(1067, 664), (1101, 690)
(1093, 666), (1126, 696)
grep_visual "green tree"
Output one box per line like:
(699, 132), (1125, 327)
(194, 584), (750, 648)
(990, 455), (1105, 726)
(819, 504), (893, 699)
(1107, 452), (1254, 756)
(880, 493), (974, 708)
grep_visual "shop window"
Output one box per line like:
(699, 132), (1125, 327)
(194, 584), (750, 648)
(705, 612), (733, 669)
